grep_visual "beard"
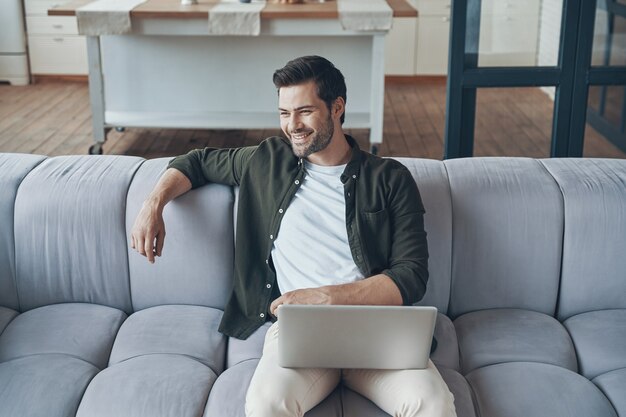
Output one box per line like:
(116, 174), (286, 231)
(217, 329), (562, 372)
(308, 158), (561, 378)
(288, 115), (334, 159)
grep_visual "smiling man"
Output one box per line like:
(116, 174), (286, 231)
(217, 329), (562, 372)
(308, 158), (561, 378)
(130, 56), (456, 417)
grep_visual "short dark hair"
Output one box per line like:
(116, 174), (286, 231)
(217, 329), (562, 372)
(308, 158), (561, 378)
(273, 56), (347, 124)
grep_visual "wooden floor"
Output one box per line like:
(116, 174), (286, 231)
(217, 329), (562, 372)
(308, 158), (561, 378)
(0, 78), (624, 159)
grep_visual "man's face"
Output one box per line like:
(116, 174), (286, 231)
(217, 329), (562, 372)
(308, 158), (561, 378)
(278, 81), (335, 159)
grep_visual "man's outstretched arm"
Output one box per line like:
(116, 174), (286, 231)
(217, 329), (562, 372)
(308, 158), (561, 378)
(130, 168), (192, 264)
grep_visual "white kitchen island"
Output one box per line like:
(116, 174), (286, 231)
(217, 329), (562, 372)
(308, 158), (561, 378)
(50, 0), (416, 154)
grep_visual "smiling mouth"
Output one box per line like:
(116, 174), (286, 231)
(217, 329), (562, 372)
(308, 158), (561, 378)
(290, 131), (312, 143)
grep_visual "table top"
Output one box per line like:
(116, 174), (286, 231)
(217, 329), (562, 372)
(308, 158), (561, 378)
(49, 0), (417, 19)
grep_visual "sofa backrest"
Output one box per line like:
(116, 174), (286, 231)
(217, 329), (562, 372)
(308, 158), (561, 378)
(0, 154), (47, 311)
(541, 159), (626, 321)
(125, 158), (235, 312)
(3, 154), (235, 315)
(444, 158), (565, 319)
(13, 155), (142, 313)
(395, 158), (453, 313)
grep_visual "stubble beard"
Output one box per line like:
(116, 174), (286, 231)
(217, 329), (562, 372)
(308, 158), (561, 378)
(289, 115), (334, 159)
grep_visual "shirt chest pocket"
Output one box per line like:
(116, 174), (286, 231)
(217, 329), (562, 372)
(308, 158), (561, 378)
(360, 207), (391, 269)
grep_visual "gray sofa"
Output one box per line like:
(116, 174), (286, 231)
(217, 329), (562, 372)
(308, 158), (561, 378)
(1, 152), (625, 417)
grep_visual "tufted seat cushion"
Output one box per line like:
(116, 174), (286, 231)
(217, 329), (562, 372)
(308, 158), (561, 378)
(75, 304), (227, 417)
(0, 354), (99, 417)
(0, 303), (126, 369)
(593, 368), (626, 417)
(455, 308), (578, 374)
(564, 309), (626, 380)
(77, 354), (217, 417)
(467, 362), (617, 417)
(0, 307), (18, 335)
(107, 305), (226, 374)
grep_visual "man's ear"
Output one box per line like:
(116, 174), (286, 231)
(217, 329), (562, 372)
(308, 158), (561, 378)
(332, 97), (345, 119)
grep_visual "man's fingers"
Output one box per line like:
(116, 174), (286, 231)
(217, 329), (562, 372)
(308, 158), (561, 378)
(155, 231), (165, 257)
(144, 234), (155, 263)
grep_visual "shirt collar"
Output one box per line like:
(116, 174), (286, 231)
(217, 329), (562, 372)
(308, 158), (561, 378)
(340, 134), (362, 184)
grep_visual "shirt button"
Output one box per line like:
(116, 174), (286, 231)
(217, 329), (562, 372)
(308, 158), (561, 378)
(279, 209), (283, 214)
(270, 234), (273, 240)
(295, 180), (300, 185)
(266, 284), (272, 289)
(260, 313), (265, 318)
(265, 259), (269, 264)
(352, 175), (357, 179)
(348, 192), (351, 197)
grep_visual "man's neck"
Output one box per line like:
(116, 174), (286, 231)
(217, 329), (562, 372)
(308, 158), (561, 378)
(306, 132), (352, 166)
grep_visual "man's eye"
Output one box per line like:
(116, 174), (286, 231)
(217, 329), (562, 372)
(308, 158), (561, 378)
(301, 110), (312, 115)
(280, 112), (289, 117)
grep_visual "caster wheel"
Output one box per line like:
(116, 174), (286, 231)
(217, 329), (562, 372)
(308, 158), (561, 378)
(370, 145), (379, 155)
(89, 144), (103, 155)
(115, 127), (126, 132)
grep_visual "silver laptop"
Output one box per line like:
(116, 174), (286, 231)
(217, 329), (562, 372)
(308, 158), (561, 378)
(277, 305), (437, 370)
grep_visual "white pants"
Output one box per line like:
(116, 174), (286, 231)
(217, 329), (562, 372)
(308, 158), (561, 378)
(245, 322), (457, 417)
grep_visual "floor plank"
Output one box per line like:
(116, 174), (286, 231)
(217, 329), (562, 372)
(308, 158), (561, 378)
(0, 80), (624, 160)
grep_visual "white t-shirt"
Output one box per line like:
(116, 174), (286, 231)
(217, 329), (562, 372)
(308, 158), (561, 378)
(272, 160), (364, 294)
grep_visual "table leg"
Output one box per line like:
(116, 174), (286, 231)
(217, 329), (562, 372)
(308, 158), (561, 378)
(86, 36), (106, 154)
(369, 33), (386, 154)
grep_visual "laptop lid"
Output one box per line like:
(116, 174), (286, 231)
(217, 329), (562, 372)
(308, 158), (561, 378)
(277, 305), (437, 370)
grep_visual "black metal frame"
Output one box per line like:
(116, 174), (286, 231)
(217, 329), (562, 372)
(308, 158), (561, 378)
(587, 0), (626, 154)
(444, 0), (626, 158)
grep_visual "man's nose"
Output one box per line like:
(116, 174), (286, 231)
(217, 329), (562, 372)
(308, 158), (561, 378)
(289, 114), (304, 131)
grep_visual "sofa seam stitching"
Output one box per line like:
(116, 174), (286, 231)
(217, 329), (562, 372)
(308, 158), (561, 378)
(12, 156), (48, 314)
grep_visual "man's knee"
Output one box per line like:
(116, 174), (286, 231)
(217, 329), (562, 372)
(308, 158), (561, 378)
(245, 378), (303, 417)
(394, 385), (456, 417)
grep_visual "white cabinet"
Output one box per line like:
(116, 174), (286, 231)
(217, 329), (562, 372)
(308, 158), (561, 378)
(477, 0), (541, 67)
(385, 18), (418, 75)
(24, 0), (88, 75)
(414, 0), (451, 75)
(385, 0), (542, 76)
(384, 0), (451, 76)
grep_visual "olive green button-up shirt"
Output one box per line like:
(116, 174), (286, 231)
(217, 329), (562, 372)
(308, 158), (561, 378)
(167, 135), (429, 340)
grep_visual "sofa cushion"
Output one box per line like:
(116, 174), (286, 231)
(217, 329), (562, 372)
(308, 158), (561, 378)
(0, 307), (18, 335)
(593, 368), (626, 417)
(394, 158), (453, 313)
(108, 305), (226, 374)
(444, 158), (563, 318)
(467, 362), (618, 417)
(14, 156), (143, 313)
(125, 158), (235, 311)
(438, 367), (478, 417)
(226, 322), (271, 368)
(431, 313), (460, 371)
(0, 153), (46, 311)
(541, 159), (626, 320)
(204, 359), (259, 417)
(455, 309), (578, 374)
(76, 354), (217, 417)
(0, 303), (126, 369)
(0, 354), (99, 417)
(564, 309), (626, 379)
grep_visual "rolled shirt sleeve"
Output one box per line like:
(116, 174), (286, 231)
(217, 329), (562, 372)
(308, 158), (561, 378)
(167, 146), (257, 188)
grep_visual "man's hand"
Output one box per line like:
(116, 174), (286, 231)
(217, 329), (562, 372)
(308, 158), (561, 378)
(269, 275), (404, 318)
(129, 168), (192, 264)
(270, 287), (333, 317)
(130, 198), (166, 264)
